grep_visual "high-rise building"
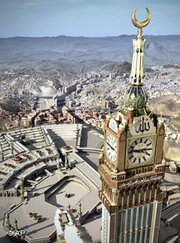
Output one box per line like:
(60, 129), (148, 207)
(98, 8), (165, 243)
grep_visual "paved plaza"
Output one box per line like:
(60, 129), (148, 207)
(0, 124), (104, 243)
(6, 167), (100, 242)
(48, 180), (89, 207)
(0, 124), (179, 242)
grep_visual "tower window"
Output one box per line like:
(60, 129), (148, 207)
(127, 209), (131, 232)
(127, 234), (131, 243)
(148, 203), (153, 226)
(137, 231), (141, 243)
(132, 233), (136, 243)
(133, 207), (137, 232)
(142, 229), (146, 243)
(147, 228), (151, 243)
(138, 206), (143, 228)
(122, 210), (126, 233)
(121, 234), (125, 243)
(143, 205), (148, 227)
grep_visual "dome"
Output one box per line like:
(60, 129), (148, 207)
(124, 86), (148, 116)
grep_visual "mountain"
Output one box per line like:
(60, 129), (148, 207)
(0, 35), (180, 71)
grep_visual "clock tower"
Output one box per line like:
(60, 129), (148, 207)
(98, 8), (165, 243)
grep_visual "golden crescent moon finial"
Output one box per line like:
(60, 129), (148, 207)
(131, 7), (151, 29)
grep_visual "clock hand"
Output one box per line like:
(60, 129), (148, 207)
(131, 149), (143, 153)
(131, 148), (151, 153)
(107, 143), (115, 151)
(139, 148), (152, 150)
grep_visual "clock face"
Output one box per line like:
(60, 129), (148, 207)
(106, 134), (117, 163)
(128, 137), (154, 164)
(109, 118), (118, 133)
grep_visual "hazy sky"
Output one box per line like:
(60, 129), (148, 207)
(0, 0), (179, 37)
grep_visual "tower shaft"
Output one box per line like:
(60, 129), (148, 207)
(98, 8), (165, 243)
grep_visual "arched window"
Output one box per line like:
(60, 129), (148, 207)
(141, 187), (145, 202)
(129, 189), (133, 205)
(135, 189), (139, 204)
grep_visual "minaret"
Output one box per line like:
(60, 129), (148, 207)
(14, 218), (18, 232)
(124, 8), (151, 116)
(20, 177), (24, 201)
(6, 214), (10, 229)
(98, 8), (165, 243)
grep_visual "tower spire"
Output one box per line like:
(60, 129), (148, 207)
(124, 8), (151, 116)
(130, 7), (151, 85)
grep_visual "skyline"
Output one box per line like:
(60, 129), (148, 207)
(0, 0), (179, 37)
